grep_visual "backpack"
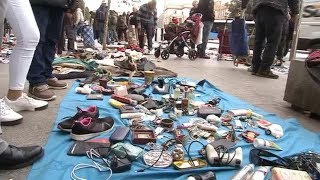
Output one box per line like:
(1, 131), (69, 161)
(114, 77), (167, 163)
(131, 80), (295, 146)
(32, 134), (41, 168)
(306, 49), (320, 85)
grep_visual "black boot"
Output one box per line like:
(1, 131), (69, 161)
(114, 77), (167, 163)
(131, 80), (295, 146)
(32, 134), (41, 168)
(0, 145), (44, 170)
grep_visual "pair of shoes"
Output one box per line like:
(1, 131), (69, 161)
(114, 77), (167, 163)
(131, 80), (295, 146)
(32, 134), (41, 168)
(256, 70), (279, 79)
(29, 78), (68, 101)
(58, 106), (114, 141)
(0, 145), (44, 170)
(47, 77), (68, 90)
(1, 94), (48, 126)
(198, 54), (211, 59)
(57, 106), (99, 132)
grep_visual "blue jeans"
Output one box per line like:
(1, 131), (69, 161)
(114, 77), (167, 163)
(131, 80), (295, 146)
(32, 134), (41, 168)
(198, 21), (214, 55)
(27, 5), (64, 86)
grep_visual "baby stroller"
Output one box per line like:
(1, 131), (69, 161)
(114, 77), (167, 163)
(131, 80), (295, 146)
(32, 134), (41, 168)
(154, 13), (203, 61)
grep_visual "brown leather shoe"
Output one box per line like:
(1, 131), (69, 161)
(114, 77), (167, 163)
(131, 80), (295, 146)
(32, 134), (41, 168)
(47, 77), (68, 89)
(256, 71), (279, 79)
(29, 84), (56, 101)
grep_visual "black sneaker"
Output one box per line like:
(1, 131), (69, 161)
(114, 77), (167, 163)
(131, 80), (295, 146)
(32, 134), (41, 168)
(256, 71), (279, 79)
(70, 117), (114, 141)
(57, 106), (99, 132)
(0, 145), (44, 170)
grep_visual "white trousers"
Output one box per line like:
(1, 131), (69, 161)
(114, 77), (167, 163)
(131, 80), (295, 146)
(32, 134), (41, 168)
(6, 0), (40, 90)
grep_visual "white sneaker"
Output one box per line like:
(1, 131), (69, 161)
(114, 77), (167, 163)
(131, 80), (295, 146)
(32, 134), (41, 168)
(4, 93), (48, 112)
(0, 98), (23, 126)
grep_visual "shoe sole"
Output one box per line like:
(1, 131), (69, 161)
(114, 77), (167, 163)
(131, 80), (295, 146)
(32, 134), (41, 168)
(48, 84), (68, 90)
(28, 93), (57, 101)
(1, 118), (23, 126)
(14, 104), (49, 112)
(0, 149), (44, 170)
(57, 125), (72, 133)
(70, 125), (114, 141)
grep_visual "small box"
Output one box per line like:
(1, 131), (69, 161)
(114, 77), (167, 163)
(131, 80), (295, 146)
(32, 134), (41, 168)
(132, 129), (156, 145)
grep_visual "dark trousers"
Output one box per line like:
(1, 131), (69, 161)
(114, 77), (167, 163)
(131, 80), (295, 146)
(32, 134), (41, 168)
(58, 24), (76, 54)
(117, 28), (127, 42)
(198, 21), (214, 55)
(276, 20), (289, 60)
(138, 23), (154, 50)
(27, 6), (64, 86)
(252, 6), (285, 72)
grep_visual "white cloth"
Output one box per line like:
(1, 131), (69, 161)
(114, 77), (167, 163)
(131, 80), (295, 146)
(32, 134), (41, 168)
(196, 22), (204, 46)
(6, 0), (40, 90)
(75, 8), (84, 25)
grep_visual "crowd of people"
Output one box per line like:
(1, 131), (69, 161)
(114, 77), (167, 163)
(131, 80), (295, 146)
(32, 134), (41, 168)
(0, 0), (301, 172)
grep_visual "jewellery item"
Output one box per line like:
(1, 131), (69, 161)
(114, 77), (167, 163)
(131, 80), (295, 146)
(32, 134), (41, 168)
(172, 144), (185, 161)
(160, 119), (174, 129)
(143, 150), (173, 168)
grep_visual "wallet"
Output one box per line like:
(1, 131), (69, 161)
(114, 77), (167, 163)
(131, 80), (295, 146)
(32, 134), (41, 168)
(67, 141), (110, 156)
(110, 126), (130, 144)
(197, 106), (222, 119)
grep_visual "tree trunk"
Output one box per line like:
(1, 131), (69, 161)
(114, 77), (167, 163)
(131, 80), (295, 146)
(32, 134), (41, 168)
(102, 0), (111, 50)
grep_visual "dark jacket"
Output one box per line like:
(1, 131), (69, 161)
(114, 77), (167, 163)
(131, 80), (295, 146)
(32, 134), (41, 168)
(136, 3), (158, 26)
(195, 0), (215, 22)
(252, 0), (300, 17)
(190, 7), (196, 17)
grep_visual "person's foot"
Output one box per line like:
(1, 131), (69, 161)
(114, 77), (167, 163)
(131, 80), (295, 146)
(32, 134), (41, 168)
(0, 145), (44, 170)
(47, 77), (68, 89)
(4, 93), (48, 112)
(70, 117), (114, 141)
(198, 54), (211, 59)
(0, 99), (23, 126)
(58, 106), (99, 132)
(29, 84), (56, 101)
(256, 70), (279, 79)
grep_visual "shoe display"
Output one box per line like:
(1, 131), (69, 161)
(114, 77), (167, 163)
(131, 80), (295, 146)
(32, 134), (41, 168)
(47, 77), (68, 89)
(0, 99), (23, 126)
(0, 145), (44, 170)
(29, 84), (56, 101)
(256, 71), (279, 79)
(80, 69), (112, 87)
(57, 106), (99, 132)
(4, 93), (48, 112)
(70, 117), (114, 141)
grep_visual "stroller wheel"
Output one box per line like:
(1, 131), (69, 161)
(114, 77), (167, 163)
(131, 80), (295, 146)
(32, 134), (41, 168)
(176, 49), (184, 58)
(188, 50), (198, 61)
(154, 47), (161, 58)
(161, 50), (170, 60)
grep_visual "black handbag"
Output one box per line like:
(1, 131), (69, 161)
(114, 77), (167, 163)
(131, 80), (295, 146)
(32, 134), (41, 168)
(29, 0), (72, 8)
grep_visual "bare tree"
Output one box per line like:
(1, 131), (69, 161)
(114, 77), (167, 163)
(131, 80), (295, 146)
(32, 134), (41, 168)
(102, 0), (111, 50)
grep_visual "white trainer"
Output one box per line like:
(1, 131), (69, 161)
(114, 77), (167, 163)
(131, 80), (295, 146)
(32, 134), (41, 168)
(4, 93), (48, 112)
(0, 98), (23, 126)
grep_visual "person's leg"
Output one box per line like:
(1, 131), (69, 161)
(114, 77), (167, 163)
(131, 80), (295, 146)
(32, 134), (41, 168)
(42, 8), (67, 90)
(27, 6), (50, 86)
(199, 21), (214, 58)
(146, 24), (154, 51)
(6, 0), (40, 94)
(138, 24), (147, 49)
(65, 25), (75, 52)
(259, 8), (284, 73)
(251, 9), (266, 74)
(4, 0), (48, 112)
(57, 24), (65, 55)
(0, 0), (8, 47)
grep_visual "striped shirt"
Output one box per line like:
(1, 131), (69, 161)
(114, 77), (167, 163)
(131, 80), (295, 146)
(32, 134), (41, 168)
(136, 3), (158, 26)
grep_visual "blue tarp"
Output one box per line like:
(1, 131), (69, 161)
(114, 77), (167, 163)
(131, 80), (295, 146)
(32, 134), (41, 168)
(28, 78), (320, 180)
